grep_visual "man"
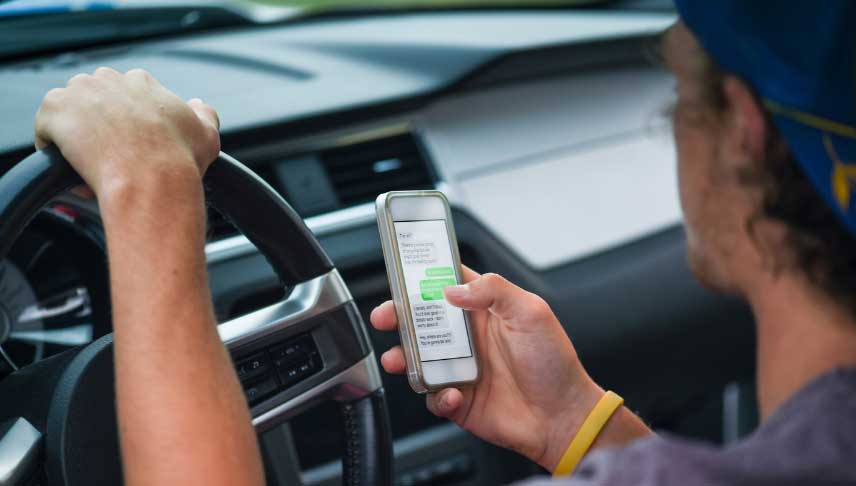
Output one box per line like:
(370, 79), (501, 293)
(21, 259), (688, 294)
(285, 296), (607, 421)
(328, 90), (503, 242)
(32, 1), (856, 485)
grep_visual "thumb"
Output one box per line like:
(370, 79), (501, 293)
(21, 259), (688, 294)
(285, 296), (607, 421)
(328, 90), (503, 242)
(426, 388), (465, 419)
(187, 98), (220, 131)
(443, 272), (544, 322)
(186, 98), (221, 170)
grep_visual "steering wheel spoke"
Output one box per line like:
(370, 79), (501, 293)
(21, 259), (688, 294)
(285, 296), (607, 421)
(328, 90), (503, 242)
(0, 148), (393, 486)
(218, 269), (382, 430)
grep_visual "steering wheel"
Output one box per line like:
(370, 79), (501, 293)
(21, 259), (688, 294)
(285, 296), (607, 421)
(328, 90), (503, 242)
(0, 146), (393, 486)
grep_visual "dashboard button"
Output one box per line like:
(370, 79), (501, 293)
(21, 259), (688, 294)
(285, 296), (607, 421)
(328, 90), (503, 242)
(277, 354), (320, 387)
(270, 336), (315, 367)
(244, 374), (278, 405)
(236, 352), (270, 382)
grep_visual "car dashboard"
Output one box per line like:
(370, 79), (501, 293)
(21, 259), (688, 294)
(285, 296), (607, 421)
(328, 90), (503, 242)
(0, 9), (760, 486)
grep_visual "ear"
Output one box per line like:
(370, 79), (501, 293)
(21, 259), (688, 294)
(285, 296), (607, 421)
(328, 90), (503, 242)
(722, 76), (768, 162)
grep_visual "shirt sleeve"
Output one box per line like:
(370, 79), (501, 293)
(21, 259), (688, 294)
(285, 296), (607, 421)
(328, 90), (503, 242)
(508, 448), (632, 486)
(509, 435), (722, 486)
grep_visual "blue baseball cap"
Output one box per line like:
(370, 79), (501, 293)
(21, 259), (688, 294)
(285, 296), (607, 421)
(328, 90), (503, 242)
(674, 1), (856, 235)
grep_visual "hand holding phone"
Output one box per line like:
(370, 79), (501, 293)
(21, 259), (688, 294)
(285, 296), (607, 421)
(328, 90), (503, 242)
(376, 190), (480, 393)
(374, 191), (651, 471)
(369, 261), (632, 471)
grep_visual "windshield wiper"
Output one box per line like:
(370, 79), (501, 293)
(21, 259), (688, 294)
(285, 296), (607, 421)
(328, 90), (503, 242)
(0, 6), (255, 63)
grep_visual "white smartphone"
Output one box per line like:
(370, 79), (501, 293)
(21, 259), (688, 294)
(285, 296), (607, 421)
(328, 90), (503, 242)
(376, 190), (480, 393)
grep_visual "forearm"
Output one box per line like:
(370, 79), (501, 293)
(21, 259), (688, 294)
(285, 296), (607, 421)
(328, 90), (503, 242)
(101, 173), (264, 486)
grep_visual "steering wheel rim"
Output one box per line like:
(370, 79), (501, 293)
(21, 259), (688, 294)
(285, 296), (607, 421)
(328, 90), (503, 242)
(0, 146), (393, 486)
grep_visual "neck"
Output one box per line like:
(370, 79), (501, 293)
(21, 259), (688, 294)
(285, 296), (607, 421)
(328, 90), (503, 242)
(748, 274), (856, 421)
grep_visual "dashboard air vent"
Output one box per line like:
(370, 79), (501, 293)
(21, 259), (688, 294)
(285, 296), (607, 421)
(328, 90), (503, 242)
(319, 134), (435, 207)
(204, 132), (436, 243)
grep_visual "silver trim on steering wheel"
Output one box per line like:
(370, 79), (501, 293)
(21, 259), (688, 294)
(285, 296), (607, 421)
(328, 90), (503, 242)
(0, 418), (41, 486)
(217, 269), (383, 431)
(217, 269), (352, 348)
(253, 353), (382, 431)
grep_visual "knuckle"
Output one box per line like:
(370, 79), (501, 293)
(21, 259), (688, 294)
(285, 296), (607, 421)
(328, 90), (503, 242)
(66, 73), (90, 86)
(205, 128), (221, 158)
(205, 104), (220, 123)
(525, 293), (552, 320)
(94, 66), (118, 77)
(194, 102), (220, 127)
(41, 88), (65, 108)
(44, 87), (65, 100)
(480, 272), (507, 290)
(189, 117), (221, 166)
(126, 68), (153, 80)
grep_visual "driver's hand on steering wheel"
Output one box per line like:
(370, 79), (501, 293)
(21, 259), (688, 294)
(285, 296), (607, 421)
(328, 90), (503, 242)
(33, 67), (221, 205)
(370, 266), (611, 471)
(29, 69), (268, 486)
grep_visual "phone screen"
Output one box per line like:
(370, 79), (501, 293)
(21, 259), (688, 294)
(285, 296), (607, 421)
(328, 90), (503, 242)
(394, 219), (473, 362)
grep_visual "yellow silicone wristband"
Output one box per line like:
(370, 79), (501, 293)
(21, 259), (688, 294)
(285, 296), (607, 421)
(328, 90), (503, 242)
(552, 391), (624, 477)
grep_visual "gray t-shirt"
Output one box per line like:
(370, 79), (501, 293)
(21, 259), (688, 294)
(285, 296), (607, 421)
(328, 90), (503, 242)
(517, 368), (856, 486)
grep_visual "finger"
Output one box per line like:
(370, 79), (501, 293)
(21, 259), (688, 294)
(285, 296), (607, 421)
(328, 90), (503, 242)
(66, 72), (92, 87)
(371, 266), (477, 331)
(34, 111), (54, 151)
(187, 98), (220, 131)
(93, 66), (121, 79)
(185, 98), (221, 171)
(379, 346), (406, 375)
(460, 264), (480, 283)
(425, 388), (464, 419)
(125, 68), (156, 86)
(34, 88), (65, 151)
(34, 130), (50, 151)
(370, 300), (398, 331)
(444, 272), (545, 322)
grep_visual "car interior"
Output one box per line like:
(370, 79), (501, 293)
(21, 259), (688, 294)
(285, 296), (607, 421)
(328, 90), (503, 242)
(0, 1), (760, 485)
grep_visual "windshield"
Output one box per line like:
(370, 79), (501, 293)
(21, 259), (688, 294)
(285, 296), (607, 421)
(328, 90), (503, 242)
(0, 0), (606, 16)
(0, 0), (607, 18)
(0, 0), (616, 61)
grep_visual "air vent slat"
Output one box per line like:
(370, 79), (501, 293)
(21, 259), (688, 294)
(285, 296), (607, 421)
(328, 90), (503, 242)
(334, 173), (433, 202)
(320, 133), (434, 207)
(328, 159), (423, 186)
(321, 139), (418, 169)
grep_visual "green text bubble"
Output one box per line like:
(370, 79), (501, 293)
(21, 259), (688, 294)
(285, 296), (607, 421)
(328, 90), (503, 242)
(419, 278), (456, 300)
(425, 266), (454, 277)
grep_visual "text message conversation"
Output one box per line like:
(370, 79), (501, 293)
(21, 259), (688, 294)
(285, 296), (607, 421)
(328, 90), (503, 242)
(394, 219), (473, 362)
